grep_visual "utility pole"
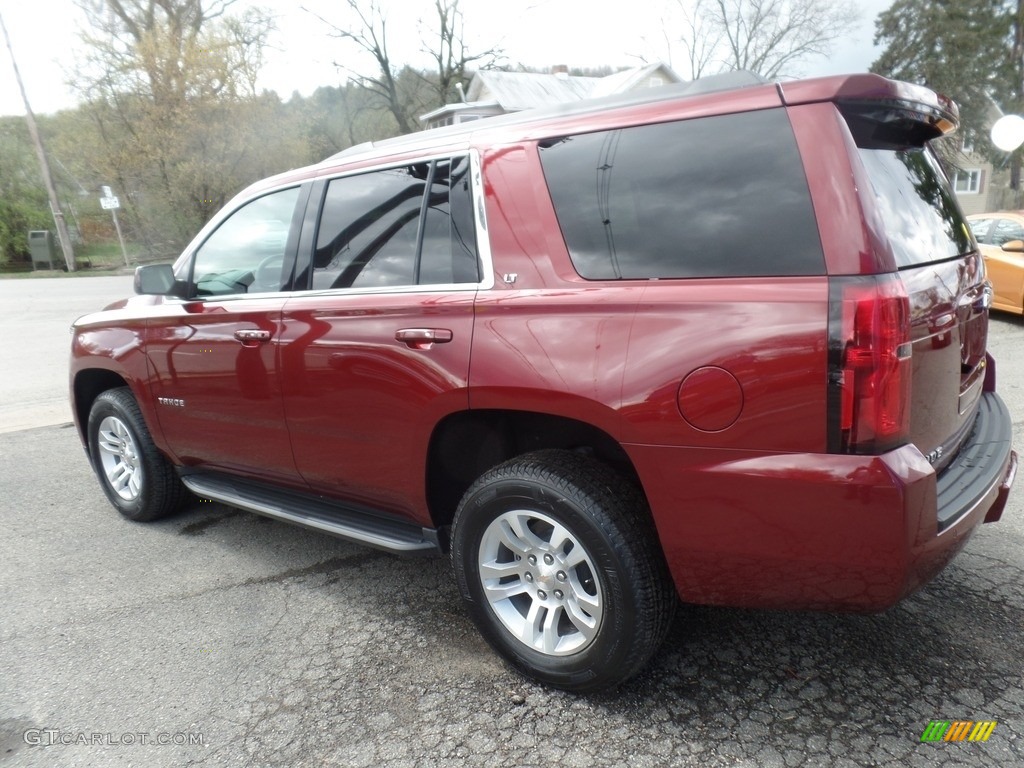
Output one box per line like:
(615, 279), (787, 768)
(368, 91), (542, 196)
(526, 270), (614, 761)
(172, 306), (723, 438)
(0, 11), (76, 271)
(100, 186), (130, 267)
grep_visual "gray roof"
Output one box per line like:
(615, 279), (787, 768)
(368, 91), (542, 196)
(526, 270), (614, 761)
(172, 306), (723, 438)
(419, 100), (500, 122)
(466, 71), (598, 111)
(463, 64), (685, 113)
(589, 63), (681, 98)
(360, 71), (772, 166)
(421, 62), (688, 124)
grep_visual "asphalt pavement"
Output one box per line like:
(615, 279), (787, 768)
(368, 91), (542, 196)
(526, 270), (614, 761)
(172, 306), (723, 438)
(0, 277), (1022, 767)
(0, 275), (135, 433)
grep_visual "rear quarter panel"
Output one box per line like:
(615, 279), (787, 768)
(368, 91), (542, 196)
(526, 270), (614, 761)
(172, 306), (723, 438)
(619, 279), (828, 450)
(473, 135), (830, 451)
(469, 141), (637, 428)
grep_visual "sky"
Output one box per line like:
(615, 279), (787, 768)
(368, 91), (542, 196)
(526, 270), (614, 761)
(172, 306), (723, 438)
(0, 0), (893, 119)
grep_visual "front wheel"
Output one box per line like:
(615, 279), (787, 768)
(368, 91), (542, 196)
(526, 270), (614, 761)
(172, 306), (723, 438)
(451, 450), (676, 692)
(87, 387), (187, 522)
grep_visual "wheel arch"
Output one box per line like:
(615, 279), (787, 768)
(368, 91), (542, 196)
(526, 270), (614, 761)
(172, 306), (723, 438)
(425, 409), (644, 532)
(72, 368), (132, 444)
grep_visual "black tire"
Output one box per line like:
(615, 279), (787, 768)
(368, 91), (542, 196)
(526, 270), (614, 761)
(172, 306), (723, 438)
(451, 449), (676, 692)
(86, 387), (188, 522)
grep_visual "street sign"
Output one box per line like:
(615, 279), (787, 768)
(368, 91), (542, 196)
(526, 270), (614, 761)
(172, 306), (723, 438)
(100, 196), (120, 210)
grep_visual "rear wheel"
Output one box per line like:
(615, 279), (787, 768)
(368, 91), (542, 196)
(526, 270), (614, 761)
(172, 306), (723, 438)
(87, 387), (187, 521)
(451, 450), (676, 692)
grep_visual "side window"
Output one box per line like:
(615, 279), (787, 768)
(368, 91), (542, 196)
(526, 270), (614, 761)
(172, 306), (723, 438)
(968, 218), (993, 244)
(990, 218), (1024, 246)
(191, 187), (301, 297)
(537, 109), (825, 279)
(419, 157), (481, 284)
(313, 157), (479, 290)
(314, 165), (424, 289)
(952, 169), (981, 194)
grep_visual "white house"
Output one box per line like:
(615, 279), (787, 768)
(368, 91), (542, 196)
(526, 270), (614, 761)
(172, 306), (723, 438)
(420, 63), (684, 129)
(949, 98), (1016, 215)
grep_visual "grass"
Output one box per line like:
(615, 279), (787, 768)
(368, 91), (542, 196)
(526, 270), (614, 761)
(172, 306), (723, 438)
(1, 240), (147, 278)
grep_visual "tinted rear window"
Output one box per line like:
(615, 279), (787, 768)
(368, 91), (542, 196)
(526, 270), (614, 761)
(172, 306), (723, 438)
(857, 147), (973, 268)
(537, 109), (825, 279)
(311, 157), (479, 290)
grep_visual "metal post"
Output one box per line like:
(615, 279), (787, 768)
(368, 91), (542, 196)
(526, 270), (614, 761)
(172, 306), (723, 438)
(111, 207), (130, 267)
(101, 185), (130, 266)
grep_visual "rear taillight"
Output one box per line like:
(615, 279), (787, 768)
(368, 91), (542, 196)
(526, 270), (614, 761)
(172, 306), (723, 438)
(827, 275), (912, 454)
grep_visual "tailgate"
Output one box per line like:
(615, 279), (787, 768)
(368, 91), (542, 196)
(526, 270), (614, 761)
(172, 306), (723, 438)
(855, 145), (989, 469)
(901, 254), (989, 468)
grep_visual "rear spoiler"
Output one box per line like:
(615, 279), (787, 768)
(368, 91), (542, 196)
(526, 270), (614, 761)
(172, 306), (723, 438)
(779, 74), (958, 146)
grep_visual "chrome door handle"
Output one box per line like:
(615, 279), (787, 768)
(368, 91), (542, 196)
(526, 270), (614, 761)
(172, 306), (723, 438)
(395, 328), (453, 349)
(234, 329), (271, 343)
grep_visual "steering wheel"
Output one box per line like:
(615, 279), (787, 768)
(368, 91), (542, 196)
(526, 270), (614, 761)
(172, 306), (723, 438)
(252, 254), (284, 292)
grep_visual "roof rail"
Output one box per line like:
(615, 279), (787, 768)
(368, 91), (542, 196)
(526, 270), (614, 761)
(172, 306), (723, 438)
(324, 141), (376, 162)
(317, 70), (773, 165)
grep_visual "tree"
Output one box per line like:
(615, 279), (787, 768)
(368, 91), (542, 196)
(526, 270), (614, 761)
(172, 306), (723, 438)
(421, 0), (503, 106)
(673, 1), (720, 79)
(872, 0), (1015, 191)
(308, 0), (502, 135)
(0, 118), (52, 265)
(294, 84), (390, 159)
(668, 0), (858, 79)
(72, 1), (299, 256)
(1, 11), (76, 269)
(305, 0), (416, 134)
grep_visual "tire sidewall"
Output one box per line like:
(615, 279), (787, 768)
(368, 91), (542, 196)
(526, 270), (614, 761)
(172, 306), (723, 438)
(87, 393), (151, 520)
(453, 472), (641, 690)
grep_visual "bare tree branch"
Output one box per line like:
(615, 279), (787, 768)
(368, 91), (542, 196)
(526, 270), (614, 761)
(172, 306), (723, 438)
(670, 0), (858, 80)
(419, 0), (503, 105)
(303, 0), (416, 133)
(71, 0), (281, 253)
(307, 0), (502, 135)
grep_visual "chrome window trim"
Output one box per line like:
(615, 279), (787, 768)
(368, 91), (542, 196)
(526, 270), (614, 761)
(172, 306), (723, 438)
(307, 149), (494, 295)
(469, 148), (495, 290)
(174, 147), (494, 301)
(285, 282), (481, 300)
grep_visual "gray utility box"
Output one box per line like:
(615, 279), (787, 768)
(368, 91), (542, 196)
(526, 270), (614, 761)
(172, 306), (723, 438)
(28, 230), (56, 270)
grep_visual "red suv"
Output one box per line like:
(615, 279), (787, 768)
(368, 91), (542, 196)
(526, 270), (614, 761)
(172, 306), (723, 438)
(71, 72), (1017, 692)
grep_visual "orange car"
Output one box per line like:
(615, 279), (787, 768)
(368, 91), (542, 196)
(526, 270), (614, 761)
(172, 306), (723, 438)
(967, 212), (1024, 314)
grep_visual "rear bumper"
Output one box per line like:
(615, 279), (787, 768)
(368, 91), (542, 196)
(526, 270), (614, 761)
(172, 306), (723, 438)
(625, 392), (1016, 612)
(937, 391), (1015, 529)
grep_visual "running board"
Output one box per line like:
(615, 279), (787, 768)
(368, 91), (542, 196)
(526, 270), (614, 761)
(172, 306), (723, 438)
(180, 473), (441, 556)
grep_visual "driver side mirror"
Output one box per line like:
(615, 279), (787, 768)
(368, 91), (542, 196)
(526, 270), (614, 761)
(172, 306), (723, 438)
(1001, 239), (1024, 253)
(134, 264), (184, 296)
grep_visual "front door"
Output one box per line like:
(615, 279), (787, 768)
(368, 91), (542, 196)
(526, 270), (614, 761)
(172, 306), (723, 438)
(146, 185), (307, 484)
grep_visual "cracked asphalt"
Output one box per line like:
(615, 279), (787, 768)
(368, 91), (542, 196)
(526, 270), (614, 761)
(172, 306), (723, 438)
(1, 290), (1022, 767)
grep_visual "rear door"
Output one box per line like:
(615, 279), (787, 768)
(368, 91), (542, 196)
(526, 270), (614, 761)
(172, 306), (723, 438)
(279, 156), (482, 522)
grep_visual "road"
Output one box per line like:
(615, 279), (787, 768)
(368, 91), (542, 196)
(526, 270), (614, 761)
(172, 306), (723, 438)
(0, 275), (135, 433)
(0, 277), (1022, 767)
